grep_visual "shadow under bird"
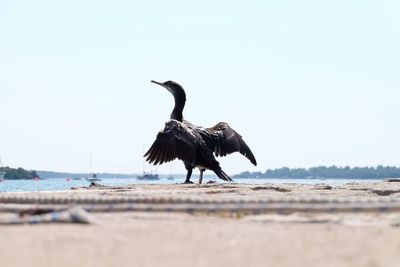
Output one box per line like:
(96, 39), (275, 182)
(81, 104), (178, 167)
(144, 80), (257, 183)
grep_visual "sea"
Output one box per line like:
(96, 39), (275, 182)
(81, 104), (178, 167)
(0, 177), (383, 193)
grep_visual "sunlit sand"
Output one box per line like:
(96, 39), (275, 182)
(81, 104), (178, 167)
(1, 181), (400, 267)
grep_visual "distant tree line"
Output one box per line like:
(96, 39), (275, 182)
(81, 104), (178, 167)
(0, 167), (39, 180)
(233, 166), (400, 179)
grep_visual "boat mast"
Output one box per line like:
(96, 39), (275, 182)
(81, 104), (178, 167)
(89, 150), (94, 176)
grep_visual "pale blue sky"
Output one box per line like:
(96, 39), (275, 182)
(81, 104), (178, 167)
(0, 0), (399, 174)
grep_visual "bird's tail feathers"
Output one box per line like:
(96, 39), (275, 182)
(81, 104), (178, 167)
(213, 168), (233, 182)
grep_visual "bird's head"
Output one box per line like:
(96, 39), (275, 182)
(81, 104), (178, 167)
(151, 80), (186, 101)
(151, 80), (186, 121)
(151, 80), (183, 93)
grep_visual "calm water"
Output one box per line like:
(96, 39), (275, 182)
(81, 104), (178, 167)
(0, 177), (383, 193)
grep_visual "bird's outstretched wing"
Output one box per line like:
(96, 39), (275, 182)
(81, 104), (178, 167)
(207, 122), (257, 166)
(144, 120), (199, 165)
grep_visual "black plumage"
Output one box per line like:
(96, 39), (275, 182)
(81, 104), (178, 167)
(144, 80), (257, 183)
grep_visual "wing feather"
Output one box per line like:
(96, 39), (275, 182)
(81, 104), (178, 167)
(144, 120), (197, 165)
(207, 122), (257, 166)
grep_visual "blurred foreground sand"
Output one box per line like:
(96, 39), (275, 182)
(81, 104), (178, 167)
(1, 182), (400, 267)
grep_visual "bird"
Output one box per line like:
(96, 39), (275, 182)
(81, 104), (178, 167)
(144, 80), (257, 184)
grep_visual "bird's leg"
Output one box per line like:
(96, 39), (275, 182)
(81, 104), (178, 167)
(183, 164), (193, 184)
(198, 169), (205, 184)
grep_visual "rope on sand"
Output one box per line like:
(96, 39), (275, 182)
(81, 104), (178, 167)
(1, 195), (400, 223)
(1, 195), (400, 205)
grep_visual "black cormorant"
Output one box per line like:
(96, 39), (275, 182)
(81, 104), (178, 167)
(144, 80), (257, 183)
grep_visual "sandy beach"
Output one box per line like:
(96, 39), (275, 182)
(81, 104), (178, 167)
(1, 181), (400, 267)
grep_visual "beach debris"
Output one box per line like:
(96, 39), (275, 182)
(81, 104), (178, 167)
(243, 213), (341, 224)
(0, 207), (93, 225)
(250, 186), (291, 192)
(312, 185), (333, 190)
(71, 182), (106, 190)
(384, 178), (400, 182)
(370, 189), (400, 196)
(71, 183), (134, 191)
(89, 182), (106, 188)
(18, 208), (56, 216)
(205, 189), (237, 194)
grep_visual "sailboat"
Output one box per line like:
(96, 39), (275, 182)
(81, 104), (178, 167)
(137, 147), (160, 180)
(136, 172), (159, 180)
(85, 151), (102, 182)
(167, 163), (174, 180)
(86, 173), (101, 182)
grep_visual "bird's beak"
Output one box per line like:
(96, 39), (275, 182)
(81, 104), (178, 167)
(151, 80), (170, 91)
(151, 80), (164, 86)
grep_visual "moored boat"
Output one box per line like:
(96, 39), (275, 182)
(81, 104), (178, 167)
(86, 173), (102, 182)
(137, 172), (160, 180)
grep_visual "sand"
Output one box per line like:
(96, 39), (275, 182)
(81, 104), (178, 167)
(1, 181), (400, 267)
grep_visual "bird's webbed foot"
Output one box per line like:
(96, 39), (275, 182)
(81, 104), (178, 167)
(182, 180), (194, 184)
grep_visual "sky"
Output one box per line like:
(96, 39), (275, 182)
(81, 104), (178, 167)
(1, 0), (400, 175)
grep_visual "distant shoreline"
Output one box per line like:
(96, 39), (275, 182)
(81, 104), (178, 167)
(3, 165), (400, 180)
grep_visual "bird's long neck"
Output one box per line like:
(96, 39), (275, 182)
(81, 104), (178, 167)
(170, 87), (186, 122)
